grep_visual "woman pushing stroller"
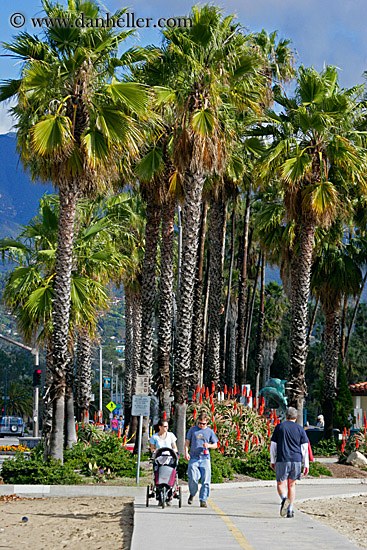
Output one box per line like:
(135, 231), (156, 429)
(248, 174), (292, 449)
(147, 419), (181, 508)
(150, 419), (178, 453)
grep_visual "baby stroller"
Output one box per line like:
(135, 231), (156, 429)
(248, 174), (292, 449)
(146, 447), (182, 509)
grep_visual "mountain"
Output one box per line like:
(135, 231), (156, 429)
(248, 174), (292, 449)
(0, 133), (53, 238)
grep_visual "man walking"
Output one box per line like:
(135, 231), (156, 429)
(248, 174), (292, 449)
(185, 412), (218, 508)
(270, 406), (309, 518)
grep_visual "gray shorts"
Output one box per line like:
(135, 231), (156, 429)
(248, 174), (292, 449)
(275, 462), (302, 482)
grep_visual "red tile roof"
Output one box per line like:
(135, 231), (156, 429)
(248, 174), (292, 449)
(349, 382), (367, 395)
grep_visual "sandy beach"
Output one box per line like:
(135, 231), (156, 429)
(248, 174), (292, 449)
(298, 495), (367, 549)
(0, 496), (133, 550)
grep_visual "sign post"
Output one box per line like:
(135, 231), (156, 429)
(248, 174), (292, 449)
(132, 394), (150, 484)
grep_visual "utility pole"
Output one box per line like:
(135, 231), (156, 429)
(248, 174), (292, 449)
(99, 346), (103, 417)
(3, 363), (8, 416)
(110, 363), (114, 402)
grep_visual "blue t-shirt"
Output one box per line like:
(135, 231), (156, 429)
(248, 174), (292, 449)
(271, 420), (308, 463)
(186, 426), (218, 459)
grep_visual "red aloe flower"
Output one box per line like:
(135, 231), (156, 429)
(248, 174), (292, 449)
(199, 395), (203, 404)
(214, 423), (217, 433)
(234, 401), (237, 411)
(210, 394), (213, 405)
(225, 439), (228, 447)
(221, 444), (224, 453)
(193, 391), (196, 402)
(197, 384), (200, 395)
(211, 381), (215, 393)
(163, 411), (167, 420)
(245, 441), (248, 453)
(356, 439), (360, 449)
(211, 403), (215, 413)
(193, 409), (197, 420)
(205, 388), (209, 399)
(224, 385), (228, 395)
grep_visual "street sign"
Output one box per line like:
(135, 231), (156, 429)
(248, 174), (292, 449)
(135, 375), (149, 396)
(103, 377), (111, 388)
(132, 395), (150, 416)
(106, 400), (116, 412)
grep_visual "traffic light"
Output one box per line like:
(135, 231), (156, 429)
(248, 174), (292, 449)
(33, 368), (42, 387)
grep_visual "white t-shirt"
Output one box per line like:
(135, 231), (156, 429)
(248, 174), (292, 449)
(150, 431), (177, 449)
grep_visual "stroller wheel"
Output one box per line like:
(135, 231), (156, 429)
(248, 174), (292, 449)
(146, 485), (150, 507)
(161, 487), (166, 509)
(178, 486), (182, 508)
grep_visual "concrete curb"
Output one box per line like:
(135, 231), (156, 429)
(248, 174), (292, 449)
(297, 491), (367, 503)
(0, 478), (366, 497)
(0, 484), (145, 497)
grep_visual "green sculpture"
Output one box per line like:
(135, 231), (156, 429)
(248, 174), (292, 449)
(259, 378), (288, 418)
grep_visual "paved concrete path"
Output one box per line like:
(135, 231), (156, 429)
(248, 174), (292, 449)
(132, 481), (367, 550)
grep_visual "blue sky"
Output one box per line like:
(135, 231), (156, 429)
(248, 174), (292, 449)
(1, 0), (366, 132)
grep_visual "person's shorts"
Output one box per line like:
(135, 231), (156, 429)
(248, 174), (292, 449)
(275, 462), (302, 482)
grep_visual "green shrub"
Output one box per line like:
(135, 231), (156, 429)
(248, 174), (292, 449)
(309, 461), (332, 477)
(1, 451), (82, 485)
(232, 448), (276, 480)
(312, 438), (338, 457)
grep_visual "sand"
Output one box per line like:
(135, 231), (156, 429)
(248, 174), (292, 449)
(0, 496), (133, 550)
(298, 495), (367, 549)
(1, 492), (367, 549)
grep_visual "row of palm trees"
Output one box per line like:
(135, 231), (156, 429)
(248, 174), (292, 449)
(1, 0), (367, 458)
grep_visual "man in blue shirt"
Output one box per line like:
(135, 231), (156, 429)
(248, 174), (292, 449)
(185, 412), (218, 508)
(270, 406), (309, 518)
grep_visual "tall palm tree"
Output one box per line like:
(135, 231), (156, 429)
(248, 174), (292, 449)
(0, 0), (149, 461)
(161, 5), (263, 451)
(259, 66), (367, 423)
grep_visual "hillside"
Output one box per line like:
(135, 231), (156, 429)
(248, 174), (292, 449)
(0, 132), (53, 238)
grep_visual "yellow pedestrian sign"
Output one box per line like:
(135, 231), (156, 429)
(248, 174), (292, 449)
(106, 401), (116, 412)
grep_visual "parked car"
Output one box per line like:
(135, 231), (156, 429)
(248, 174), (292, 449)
(0, 416), (24, 437)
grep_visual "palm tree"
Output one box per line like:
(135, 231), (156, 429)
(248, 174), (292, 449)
(0, 0), (149, 461)
(259, 66), (367, 423)
(160, 5), (263, 451)
(311, 229), (362, 438)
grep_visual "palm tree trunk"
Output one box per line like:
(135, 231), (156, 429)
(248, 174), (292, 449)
(173, 170), (204, 454)
(64, 348), (77, 448)
(139, 194), (161, 449)
(255, 253), (265, 397)
(129, 286), (142, 443)
(222, 208), (235, 385)
(124, 287), (134, 429)
(244, 251), (262, 383)
(207, 196), (227, 387)
(201, 250), (210, 385)
(50, 182), (79, 463)
(322, 308), (339, 439)
(344, 271), (367, 361)
(306, 296), (320, 354)
(287, 216), (316, 425)
(339, 294), (347, 361)
(190, 201), (208, 390)
(157, 196), (175, 418)
(75, 327), (92, 423)
(228, 296), (237, 388)
(42, 344), (53, 459)
(236, 185), (251, 387)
